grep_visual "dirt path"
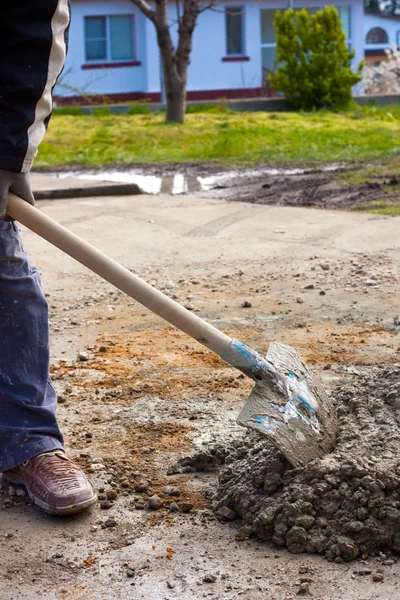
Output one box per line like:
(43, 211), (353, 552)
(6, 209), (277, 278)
(0, 192), (399, 599)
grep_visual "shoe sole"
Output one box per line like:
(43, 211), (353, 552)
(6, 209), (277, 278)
(4, 472), (97, 516)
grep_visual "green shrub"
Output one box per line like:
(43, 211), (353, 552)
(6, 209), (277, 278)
(127, 104), (151, 115)
(186, 102), (231, 114)
(53, 106), (86, 116)
(269, 7), (363, 110)
(92, 106), (111, 116)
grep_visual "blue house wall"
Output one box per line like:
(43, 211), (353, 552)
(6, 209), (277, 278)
(55, 0), (365, 103)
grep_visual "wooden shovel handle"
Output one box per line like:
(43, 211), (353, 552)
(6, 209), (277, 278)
(7, 193), (233, 358)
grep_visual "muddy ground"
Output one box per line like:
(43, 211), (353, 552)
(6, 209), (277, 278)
(203, 169), (400, 211)
(41, 162), (400, 210)
(0, 189), (400, 599)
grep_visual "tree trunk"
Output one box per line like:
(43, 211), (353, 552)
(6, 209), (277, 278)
(163, 65), (187, 123)
(130, 0), (199, 123)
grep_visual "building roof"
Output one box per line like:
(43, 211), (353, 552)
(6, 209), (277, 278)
(365, 10), (400, 21)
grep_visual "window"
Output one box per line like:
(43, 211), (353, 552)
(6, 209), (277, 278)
(366, 27), (389, 44)
(338, 6), (351, 41)
(226, 7), (244, 55)
(85, 15), (134, 62)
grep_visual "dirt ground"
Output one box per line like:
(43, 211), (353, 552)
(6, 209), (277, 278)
(0, 189), (399, 599)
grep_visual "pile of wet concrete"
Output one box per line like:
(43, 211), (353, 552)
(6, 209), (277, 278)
(184, 365), (400, 561)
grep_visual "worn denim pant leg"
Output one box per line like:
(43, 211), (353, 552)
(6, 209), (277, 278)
(0, 221), (64, 471)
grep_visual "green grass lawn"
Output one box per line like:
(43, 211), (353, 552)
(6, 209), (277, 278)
(36, 104), (400, 170)
(361, 200), (400, 215)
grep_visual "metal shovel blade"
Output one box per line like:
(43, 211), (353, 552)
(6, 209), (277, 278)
(237, 342), (337, 468)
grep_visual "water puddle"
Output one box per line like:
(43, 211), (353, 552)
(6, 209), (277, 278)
(57, 164), (345, 196)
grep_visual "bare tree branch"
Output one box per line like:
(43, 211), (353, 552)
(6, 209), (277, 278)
(130, 0), (156, 23)
(131, 0), (221, 121)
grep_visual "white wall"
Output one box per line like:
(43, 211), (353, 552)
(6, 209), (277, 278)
(55, 0), (147, 97)
(350, 0), (365, 67)
(186, 5), (263, 92)
(364, 13), (400, 51)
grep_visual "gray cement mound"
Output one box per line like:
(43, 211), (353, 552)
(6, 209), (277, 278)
(211, 365), (400, 562)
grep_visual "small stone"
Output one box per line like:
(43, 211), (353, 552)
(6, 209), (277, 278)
(215, 507), (237, 521)
(297, 582), (311, 595)
(98, 346), (108, 353)
(298, 567), (311, 575)
(165, 281), (175, 290)
(320, 262), (330, 271)
(120, 479), (130, 489)
(304, 284), (314, 290)
(165, 486), (181, 497)
(169, 502), (179, 513)
(90, 525), (98, 532)
(58, 395), (67, 404)
(242, 300), (252, 308)
(78, 352), (89, 362)
(353, 569), (372, 576)
(147, 496), (163, 510)
(100, 500), (112, 510)
(203, 574), (217, 583)
(296, 297), (304, 304)
(319, 290), (326, 296)
(15, 488), (26, 497)
(394, 316), (400, 326)
(90, 463), (105, 472)
(382, 559), (394, 566)
(184, 303), (194, 311)
(179, 502), (193, 513)
(372, 574), (384, 582)
(126, 569), (135, 578)
(133, 480), (148, 493)
(166, 580), (175, 589)
(104, 517), (117, 528)
(106, 489), (117, 501)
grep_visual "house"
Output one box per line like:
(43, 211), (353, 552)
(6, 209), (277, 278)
(55, 0), (364, 104)
(364, 12), (400, 65)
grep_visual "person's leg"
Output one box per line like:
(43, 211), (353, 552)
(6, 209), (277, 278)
(0, 221), (97, 515)
(0, 221), (64, 471)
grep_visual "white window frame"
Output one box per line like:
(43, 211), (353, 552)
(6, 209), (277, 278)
(225, 6), (246, 56)
(84, 14), (136, 63)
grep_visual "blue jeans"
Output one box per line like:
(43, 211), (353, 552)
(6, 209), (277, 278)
(0, 221), (63, 471)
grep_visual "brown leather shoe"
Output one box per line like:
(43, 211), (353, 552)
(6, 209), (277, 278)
(3, 450), (97, 516)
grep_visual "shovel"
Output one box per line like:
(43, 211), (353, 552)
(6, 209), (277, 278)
(7, 193), (337, 468)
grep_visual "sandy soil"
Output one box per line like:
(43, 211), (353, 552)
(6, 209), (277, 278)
(0, 191), (399, 599)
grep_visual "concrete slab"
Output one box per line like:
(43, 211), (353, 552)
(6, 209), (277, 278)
(31, 172), (141, 199)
